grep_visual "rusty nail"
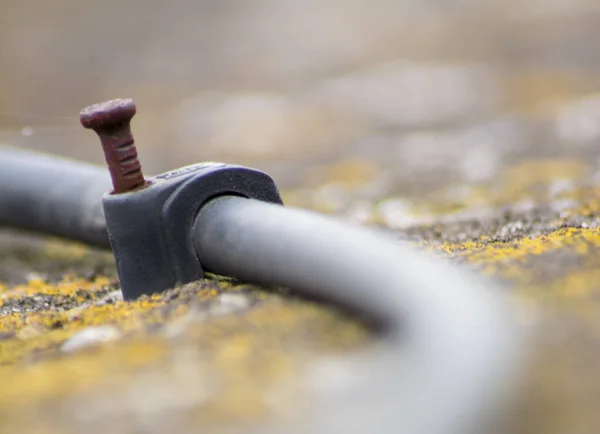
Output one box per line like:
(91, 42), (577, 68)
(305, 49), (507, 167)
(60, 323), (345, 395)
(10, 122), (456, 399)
(80, 98), (146, 194)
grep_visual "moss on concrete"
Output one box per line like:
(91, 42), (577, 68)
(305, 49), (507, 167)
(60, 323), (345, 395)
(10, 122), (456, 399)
(0, 255), (369, 433)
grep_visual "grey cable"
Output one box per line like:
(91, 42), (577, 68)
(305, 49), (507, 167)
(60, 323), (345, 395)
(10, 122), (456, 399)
(0, 146), (522, 433)
(0, 146), (111, 247)
(194, 196), (521, 434)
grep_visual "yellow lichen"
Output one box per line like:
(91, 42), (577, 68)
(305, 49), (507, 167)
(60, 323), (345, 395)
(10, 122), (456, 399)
(0, 269), (369, 432)
(42, 240), (91, 261)
(427, 227), (600, 322)
(2, 276), (112, 300)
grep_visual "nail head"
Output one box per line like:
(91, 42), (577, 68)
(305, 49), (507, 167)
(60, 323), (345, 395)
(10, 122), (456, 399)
(80, 98), (136, 130)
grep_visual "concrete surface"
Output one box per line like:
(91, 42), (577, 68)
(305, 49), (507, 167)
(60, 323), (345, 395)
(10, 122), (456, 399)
(2, 1), (600, 432)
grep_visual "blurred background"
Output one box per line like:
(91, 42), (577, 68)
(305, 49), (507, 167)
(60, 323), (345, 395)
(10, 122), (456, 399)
(2, 0), (600, 221)
(4, 3), (600, 432)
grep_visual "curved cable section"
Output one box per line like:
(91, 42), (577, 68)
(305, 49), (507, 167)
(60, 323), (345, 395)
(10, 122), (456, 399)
(194, 196), (521, 434)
